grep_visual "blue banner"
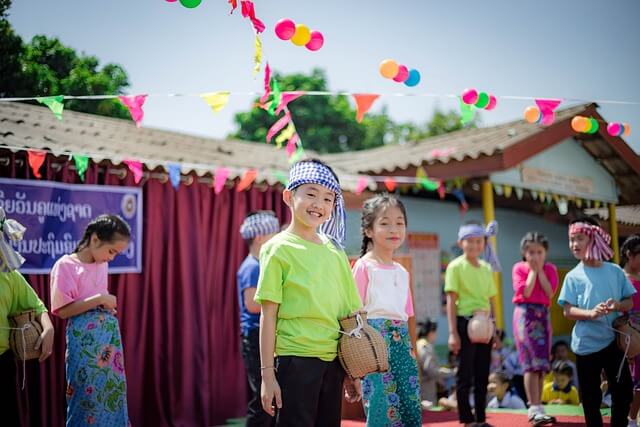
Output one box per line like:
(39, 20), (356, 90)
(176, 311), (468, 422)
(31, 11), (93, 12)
(0, 178), (142, 274)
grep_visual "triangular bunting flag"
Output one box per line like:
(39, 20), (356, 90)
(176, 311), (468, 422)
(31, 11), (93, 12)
(352, 94), (380, 123)
(36, 95), (64, 120)
(228, 0), (237, 13)
(452, 189), (469, 216)
(168, 164), (181, 190)
(28, 150), (46, 179)
(214, 167), (230, 194)
(119, 95), (147, 128)
(576, 198), (583, 208)
(493, 184), (504, 196)
(240, 1), (265, 33)
(355, 177), (368, 195)
(384, 177), (397, 192)
(288, 146), (305, 164)
(253, 34), (262, 77)
(266, 112), (291, 144)
(276, 92), (305, 116)
(260, 63), (271, 104)
(286, 133), (299, 158)
(275, 123), (296, 148)
(236, 169), (258, 192)
(557, 198), (568, 215)
(585, 199), (592, 208)
(268, 79), (282, 116)
(514, 187), (524, 200)
(201, 92), (230, 113)
(503, 185), (513, 198)
(72, 155), (89, 182)
(531, 190), (538, 201)
(535, 99), (562, 126)
(416, 167), (438, 191)
(274, 171), (289, 187)
(545, 193), (552, 204)
(594, 200), (601, 209)
(124, 160), (144, 184)
(437, 181), (446, 199)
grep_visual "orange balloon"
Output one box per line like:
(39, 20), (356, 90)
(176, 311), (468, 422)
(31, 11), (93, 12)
(379, 59), (399, 79)
(623, 123), (631, 136)
(524, 106), (541, 123)
(291, 24), (311, 46)
(571, 116), (588, 133)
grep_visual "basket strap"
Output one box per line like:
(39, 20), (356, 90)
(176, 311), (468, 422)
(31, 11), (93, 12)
(0, 323), (33, 389)
(308, 313), (366, 339)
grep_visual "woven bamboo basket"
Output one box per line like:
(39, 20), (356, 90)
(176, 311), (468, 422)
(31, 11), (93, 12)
(9, 310), (43, 361)
(613, 315), (640, 358)
(337, 312), (388, 379)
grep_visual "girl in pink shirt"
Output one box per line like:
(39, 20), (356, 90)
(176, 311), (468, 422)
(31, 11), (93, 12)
(511, 232), (559, 425)
(50, 215), (131, 427)
(352, 194), (421, 426)
(622, 235), (640, 427)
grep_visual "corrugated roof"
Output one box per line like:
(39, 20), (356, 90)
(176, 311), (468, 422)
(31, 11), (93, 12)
(323, 104), (590, 174)
(585, 205), (640, 226)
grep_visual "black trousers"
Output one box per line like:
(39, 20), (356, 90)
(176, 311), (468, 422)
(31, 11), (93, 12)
(274, 356), (344, 427)
(241, 329), (276, 427)
(0, 351), (19, 427)
(576, 339), (633, 427)
(456, 316), (491, 424)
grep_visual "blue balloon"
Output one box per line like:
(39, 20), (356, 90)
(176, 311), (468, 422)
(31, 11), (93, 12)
(404, 69), (421, 87)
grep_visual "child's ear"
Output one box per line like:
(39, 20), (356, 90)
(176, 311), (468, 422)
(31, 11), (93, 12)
(283, 189), (293, 207)
(456, 240), (463, 249)
(365, 227), (374, 239)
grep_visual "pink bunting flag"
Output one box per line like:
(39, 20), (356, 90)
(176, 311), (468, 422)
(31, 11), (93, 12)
(266, 112), (291, 144)
(286, 133), (299, 157)
(355, 177), (368, 195)
(28, 150), (46, 179)
(352, 94), (380, 123)
(124, 160), (144, 184)
(275, 92), (305, 115)
(118, 95), (147, 128)
(429, 147), (456, 158)
(260, 62), (271, 104)
(214, 167), (230, 194)
(535, 99), (562, 126)
(437, 181), (446, 199)
(240, 1), (265, 33)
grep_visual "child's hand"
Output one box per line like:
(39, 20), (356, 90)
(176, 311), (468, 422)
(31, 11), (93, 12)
(448, 333), (461, 354)
(261, 374), (282, 416)
(590, 302), (608, 319)
(550, 398), (564, 404)
(35, 325), (54, 362)
(101, 294), (117, 310)
(604, 298), (619, 313)
(344, 378), (362, 403)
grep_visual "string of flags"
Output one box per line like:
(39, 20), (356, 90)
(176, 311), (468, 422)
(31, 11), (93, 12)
(491, 183), (607, 215)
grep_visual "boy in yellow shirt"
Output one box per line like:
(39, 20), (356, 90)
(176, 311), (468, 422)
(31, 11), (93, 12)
(542, 361), (580, 405)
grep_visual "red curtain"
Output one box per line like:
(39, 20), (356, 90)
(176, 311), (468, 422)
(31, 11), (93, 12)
(4, 151), (289, 426)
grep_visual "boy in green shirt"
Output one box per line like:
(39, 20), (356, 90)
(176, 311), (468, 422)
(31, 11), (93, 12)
(255, 159), (362, 426)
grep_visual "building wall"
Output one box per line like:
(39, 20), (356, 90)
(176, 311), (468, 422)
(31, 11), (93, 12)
(344, 196), (576, 345)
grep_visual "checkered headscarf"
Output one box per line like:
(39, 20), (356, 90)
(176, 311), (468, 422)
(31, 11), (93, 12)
(0, 207), (26, 272)
(569, 222), (614, 261)
(240, 212), (280, 240)
(287, 160), (345, 248)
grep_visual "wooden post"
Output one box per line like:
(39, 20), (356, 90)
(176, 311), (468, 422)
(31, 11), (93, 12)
(609, 203), (620, 264)
(481, 180), (504, 330)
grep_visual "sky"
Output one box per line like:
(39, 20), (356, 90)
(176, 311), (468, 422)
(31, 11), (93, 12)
(7, 0), (640, 153)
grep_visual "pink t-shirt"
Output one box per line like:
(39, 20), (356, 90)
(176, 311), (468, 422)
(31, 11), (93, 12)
(629, 276), (640, 311)
(512, 261), (559, 307)
(50, 254), (109, 315)
(352, 258), (414, 321)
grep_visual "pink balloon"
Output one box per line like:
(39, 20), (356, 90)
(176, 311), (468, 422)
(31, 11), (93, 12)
(392, 65), (409, 82)
(305, 31), (324, 51)
(485, 95), (497, 111)
(166, 0), (177, 2)
(607, 122), (621, 136)
(461, 88), (478, 105)
(275, 19), (296, 40)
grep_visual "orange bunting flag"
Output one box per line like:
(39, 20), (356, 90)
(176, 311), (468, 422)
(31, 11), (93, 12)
(28, 150), (46, 179)
(384, 177), (397, 192)
(355, 177), (368, 195)
(353, 94), (380, 123)
(236, 169), (257, 192)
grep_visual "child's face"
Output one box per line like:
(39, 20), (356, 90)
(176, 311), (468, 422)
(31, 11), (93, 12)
(523, 242), (547, 265)
(284, 183), (335, 230)
(459, 236), (485, 259)
(89, 234), (129, 263)
(627, 251), (640, 273)
(569, 232), (590, 260)
(555, 345), (569, 360)
(427, 330), (438, 344)
(365, 206), (406, 252)
(487, 376), (509, 399)
(553, 373), (571, 390)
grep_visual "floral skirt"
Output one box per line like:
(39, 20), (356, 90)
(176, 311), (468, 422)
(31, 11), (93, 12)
(65, 309), (129, 426)
(362, 319), (421, 427)
(513, 304), (551, 373)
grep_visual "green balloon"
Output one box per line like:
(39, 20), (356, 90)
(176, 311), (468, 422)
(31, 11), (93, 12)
(588, 118), (599, 134)
(180, 0), (202, 8)
(475, 92), (490, 109)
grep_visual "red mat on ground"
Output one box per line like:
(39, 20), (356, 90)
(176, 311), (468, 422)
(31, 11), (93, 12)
(342, 410), (608, 426)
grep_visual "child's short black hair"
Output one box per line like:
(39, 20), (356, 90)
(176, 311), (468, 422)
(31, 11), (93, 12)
(552, 360), (574, 377)
(621, 234), (640, 268)
(569, 216), (600, 227)
(552, 340), (569, 356)
(418, 318), (437, 338)
(489, 370), (510, 385)
(520, 231), (549, 261)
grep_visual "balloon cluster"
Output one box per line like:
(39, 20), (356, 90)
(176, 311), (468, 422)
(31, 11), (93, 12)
(571, 116), (600, 134)
(379, 59), (421, 87)
(461, 88), (497, 110)
(524, 106), (555, 126)
(606, 122), (631, 137)
(166, 0), (202, 9)
(274, 19), (324, 51)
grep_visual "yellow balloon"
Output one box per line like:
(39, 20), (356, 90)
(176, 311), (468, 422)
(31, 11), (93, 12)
(379, 59), (399, 79)
(291, 24), (311, 46)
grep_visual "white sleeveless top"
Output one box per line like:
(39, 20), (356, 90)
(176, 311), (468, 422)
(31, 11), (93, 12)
(359, 260), (411, 322)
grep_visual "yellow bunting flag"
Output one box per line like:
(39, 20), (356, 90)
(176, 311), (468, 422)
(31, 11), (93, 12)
(201, 92), (230, 113)
(275, 123), (296, 148)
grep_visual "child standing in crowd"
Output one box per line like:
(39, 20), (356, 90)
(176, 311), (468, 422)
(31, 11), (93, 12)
(487, 371), (526, 409)
(541, 361), (580, 405)
(50, 214), (131, 427)
(0, 208), (54, 426)
(621, 235), (640, 427)
(352, 194), (422, 426)
(417, 319), (440, 406)
(558, 217), (635, 427)
(445, 221), (500, 427)
(237, 211), (279, 427)
(255, 159), (362, 426)
(512, 232), (559, 425)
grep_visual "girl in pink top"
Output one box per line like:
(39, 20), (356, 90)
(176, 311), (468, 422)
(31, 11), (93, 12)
(622, 235), (640, 427)
(352, 194), (421, 426)
(50, 215), (131, 427)
(511, 232), (559, 425)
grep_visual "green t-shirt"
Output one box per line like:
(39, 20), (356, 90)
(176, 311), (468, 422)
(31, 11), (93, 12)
(0, 271), (47, 356)
(444, 255), (496, 317)
(255, 231), (362, 361)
